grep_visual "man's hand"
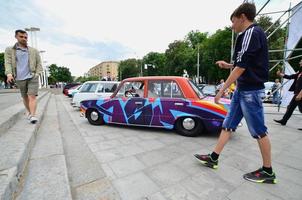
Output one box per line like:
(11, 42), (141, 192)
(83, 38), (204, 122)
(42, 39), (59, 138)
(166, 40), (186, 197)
(214, 90), (224, 104)
(216, 61), (232, 69)
(296, 93), (302, 101)
(7, 74), (14, 83)
(276, 70), (284, 77)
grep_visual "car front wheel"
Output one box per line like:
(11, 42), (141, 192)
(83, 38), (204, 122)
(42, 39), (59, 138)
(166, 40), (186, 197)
(175, 117), (204, 137)
(86, 109), (104, 125)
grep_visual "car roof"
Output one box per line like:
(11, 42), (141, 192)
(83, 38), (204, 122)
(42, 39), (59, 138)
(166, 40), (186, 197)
(83, 81), (119, 84)
(122, 76), (189, 82)
(114, 76), (199, 99)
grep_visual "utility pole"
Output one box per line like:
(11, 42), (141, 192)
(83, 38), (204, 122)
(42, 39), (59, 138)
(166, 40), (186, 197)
(197, 45), (200, 84)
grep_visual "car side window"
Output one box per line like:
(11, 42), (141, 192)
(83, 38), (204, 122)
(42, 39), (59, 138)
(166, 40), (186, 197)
(148, 81), (183, 98)
(147, 81), (160, 98)
(80, 83), (98, 93)
(97, 84), (104, 93)
(116, 81), (144, 98)
(103, 83), (118, 93)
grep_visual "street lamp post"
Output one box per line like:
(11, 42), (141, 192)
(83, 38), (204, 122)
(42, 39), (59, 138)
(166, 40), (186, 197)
(39, 50), (47, 88)
(24, 27), (40, 48)
(197, 45), (200, 84)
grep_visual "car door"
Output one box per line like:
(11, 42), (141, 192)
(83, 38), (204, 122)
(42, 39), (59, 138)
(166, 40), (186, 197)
(147, 80), (187, 128)
(100, 81), (147, 125)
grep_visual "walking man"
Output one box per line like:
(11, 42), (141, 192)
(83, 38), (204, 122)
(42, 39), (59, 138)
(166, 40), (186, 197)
(194, 3), (277, 184)
(274, 59), (302, 129)
(5, 29), (42, 124)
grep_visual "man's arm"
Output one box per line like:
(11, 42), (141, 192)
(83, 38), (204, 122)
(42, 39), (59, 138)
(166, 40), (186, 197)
(214, 66), (245, 104)
(35, 50), (43, 75)
(296, 89), (302, 101)
(4, 47), (14, 83)
(216, 61), (234, 69)
(277, 70), (297, 80)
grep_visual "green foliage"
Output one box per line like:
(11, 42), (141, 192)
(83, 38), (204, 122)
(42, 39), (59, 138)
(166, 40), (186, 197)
(185, 30), (208, 49)
(165, 40), (195, 76)
(142, 52), (166, 76)
(0, 53), (4, 81)
(118, 58), (140, 80)
(201, 27), (232, 83)
(48, 64), (73, 84)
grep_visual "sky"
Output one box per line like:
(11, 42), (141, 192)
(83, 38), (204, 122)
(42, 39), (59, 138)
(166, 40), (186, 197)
(0, 0), (300, 77)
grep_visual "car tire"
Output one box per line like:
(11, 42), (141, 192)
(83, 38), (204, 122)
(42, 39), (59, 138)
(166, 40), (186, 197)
(86, 108), (104, 125)
(175, 117), (204, 137)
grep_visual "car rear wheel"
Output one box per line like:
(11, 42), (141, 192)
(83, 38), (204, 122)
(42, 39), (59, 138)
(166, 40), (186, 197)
(175, 117), (204, 137)
(86, 109), (104, 125)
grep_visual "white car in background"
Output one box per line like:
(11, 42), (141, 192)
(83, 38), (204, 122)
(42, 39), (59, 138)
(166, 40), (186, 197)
(71, 81), (119, 108)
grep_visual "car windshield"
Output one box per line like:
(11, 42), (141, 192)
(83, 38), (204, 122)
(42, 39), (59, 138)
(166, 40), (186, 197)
(188, 80), (204, 99)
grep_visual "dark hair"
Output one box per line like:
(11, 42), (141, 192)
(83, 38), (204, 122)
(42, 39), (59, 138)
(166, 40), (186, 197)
(230, 3), (256, 22)
(15, 29), (27, 35)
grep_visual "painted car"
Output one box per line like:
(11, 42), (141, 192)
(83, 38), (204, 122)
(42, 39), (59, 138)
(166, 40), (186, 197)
(72, 81), (119, 108)
(80, 76), (230, 137)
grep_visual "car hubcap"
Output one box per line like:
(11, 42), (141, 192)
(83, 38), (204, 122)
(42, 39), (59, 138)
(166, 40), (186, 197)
(90, 111), (99, 121)
(182, 118), (195, 130)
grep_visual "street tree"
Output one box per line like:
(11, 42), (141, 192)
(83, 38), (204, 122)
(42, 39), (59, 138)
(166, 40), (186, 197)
(48, 64), (73, 84)
(142, 52), (166, 76)
(118, 58), (140, 80)
(165, 40), (195, 76)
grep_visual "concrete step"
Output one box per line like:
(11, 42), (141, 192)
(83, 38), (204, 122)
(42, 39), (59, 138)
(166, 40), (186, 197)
(15, 95), (72, 200)
(0, 92), (51, 200)
(0, 91), (49, 137)
(57, 95), (120, 200)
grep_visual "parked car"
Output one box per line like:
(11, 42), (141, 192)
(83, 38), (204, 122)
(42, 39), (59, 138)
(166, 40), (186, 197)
(67, 84), (82, 97)
(264, 81), (274, 102)
(63, 83), (80, 96)
(198, 84), (217, 97)
(71, 81), (119, 108)
(80, 76), (230, 137)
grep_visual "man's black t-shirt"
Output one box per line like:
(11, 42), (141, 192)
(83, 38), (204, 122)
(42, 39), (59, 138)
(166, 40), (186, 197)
(233, 24), (269, 91)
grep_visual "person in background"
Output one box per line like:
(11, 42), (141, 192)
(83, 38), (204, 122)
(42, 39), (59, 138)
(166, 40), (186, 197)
(194, 2), (277, 184)
(101, 71), (112, 81)
(272, 78), (281, 104)
(4, 29), (42, 124)
(228, 82), (236, 99)
(274, 60), (302, 129)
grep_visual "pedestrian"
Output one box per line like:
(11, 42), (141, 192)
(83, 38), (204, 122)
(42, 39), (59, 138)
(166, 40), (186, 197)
(274, 60), (302, 130)
(4, 29), (43, 124)
(272, 78), (281, 104)
(194, 2), (276, 184)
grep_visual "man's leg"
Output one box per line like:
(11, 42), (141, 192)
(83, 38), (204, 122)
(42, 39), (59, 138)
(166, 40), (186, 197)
(257, 135), (271, 168)
(28, 95), (37, 116)
(213, 130), (232, 154)
(275, 96), (298, 125)
(194, 90), (242, 169)
(22, 96), (30, 113)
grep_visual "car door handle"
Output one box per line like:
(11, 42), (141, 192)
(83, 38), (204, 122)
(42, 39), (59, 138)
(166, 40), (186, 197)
(174, 102), (184, 106)
(135, 102), (143, 105)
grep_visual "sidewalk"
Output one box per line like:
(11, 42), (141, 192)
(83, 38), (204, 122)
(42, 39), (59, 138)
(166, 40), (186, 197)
(61, 95), (302, 200)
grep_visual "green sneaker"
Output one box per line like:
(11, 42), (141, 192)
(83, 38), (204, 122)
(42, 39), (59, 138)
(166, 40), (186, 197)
(194, 154), (218, 169)
(243, 168), (277, 184)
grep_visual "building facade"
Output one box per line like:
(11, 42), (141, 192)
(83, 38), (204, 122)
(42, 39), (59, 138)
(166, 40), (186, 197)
(88, 61), (119, 80)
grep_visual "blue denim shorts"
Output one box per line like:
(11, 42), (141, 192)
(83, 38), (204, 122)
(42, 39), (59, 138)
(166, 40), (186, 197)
(222, 89), (268, 139)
